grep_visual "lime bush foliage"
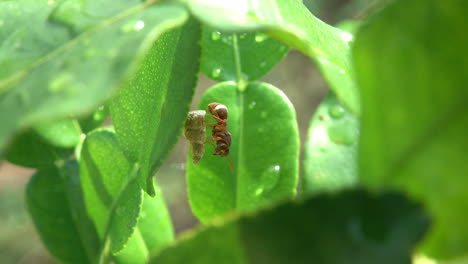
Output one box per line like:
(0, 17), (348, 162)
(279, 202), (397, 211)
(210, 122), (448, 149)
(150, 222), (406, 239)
(1, 0), (465, 263)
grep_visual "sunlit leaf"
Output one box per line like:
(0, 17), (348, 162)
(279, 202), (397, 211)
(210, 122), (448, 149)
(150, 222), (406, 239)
(302, 92), (359, 195)
(183, 0), (359, 114)
(110, 17), (201, 196)
(187, 82), (299, 222)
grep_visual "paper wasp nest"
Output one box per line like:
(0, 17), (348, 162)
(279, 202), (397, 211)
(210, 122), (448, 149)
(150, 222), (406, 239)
(184, 110), (206, 164)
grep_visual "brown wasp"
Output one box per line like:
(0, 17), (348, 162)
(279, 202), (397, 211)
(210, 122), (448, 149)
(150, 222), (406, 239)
(205, 103), (234, 172)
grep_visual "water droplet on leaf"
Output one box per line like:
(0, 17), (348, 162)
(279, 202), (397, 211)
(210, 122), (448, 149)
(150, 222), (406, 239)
(329, 105), (345, 119)
(48, 73), (74, 93)
(212, 68), (221, 78)
(211, 31), (221, 40)
(255, 33), (268, 42)
(327, 122), (355, 146)
(248, 101), (256, 109)
(134, 20), (145, 31)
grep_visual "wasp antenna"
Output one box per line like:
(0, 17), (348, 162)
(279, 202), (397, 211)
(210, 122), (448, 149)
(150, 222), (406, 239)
(226, 156), (234, 172)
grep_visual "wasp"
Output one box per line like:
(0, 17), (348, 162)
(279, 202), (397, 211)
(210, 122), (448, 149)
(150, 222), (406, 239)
(206, 103), (234, 172)
(184, 110), (207, 164)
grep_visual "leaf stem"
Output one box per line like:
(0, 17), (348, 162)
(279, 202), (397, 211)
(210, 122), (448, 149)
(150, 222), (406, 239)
(232, 34), (247, 92)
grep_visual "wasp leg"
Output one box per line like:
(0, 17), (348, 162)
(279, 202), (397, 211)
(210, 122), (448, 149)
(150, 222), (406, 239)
(225, 156), (234, 172)
(206, 114), (225, 123)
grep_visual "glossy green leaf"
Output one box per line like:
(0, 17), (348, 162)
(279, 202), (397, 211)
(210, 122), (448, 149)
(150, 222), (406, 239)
(79, 105), (109, 134)
(0, 0), (189, 153)
(187, 82), (299, 222)
(152, 190), (429, 264)
(80, 129), (142, 254)
(5, 129), (73, 169)
(35, 119), (82, 148)
(110, 17), (201, 196)
(26, 161), (100, 264)
(302, 93), (359, 195)
(183, 0), (359, 114)
(201, 27), (289, 82)
(353, 0), (468, 259)
(80, 129), (174, 260)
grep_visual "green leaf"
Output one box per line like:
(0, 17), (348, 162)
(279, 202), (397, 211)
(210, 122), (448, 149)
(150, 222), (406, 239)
(187, 82), (299, 222)
(110, 17), (201, 196)
(0, 0), (189, 153)
(35, 119), (82, 148)
(79, 105), (109, 134)
(80, 129), (142, 254)
(201, 27), (289, 82)
(5, 130), (61, 168)
(302, 92), (359, 195)
(26, 161), (100, 264)
(80, 129), (174, 261)
(138, 187), (175, 255)
(151, 190), (429, 264)
(353, 0), (468, 259)
(183, 0), (359, 114)
(113, 189), (174, 264)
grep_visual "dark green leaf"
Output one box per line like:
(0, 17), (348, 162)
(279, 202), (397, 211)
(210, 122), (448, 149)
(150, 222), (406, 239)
(184, 0), (359, 114)
(187, 82), (299, 222)
(5, 129), (73, 169)
(80, 129), (142, 254)
(138, 186), (175, 255)
(302, 92), (359, 195)
(26, 162), (100, 264)
(79, 105), (109, 134)
(34, 119), (82, 148)
(353, 0), (468, 259)
(0, 0), (189, 152)
(201, 27), (289, 82)
(151, 190), (429, 264)
(110, 17), (201, 196)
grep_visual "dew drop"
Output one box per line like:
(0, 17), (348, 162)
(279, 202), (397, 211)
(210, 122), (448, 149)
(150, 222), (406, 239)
(212, 68), (221, 78)
(329, 105), (345, 119)
(255, 33), (268, 43)
(248, 101), (256, 109)
(255, 187), (264, 196)
(258, 165), (281, 193)
(327, 123), (355, 146)
(134, 20), (145, 31)
(211, 31), (221, 40)
(48, 73), (74, 93)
